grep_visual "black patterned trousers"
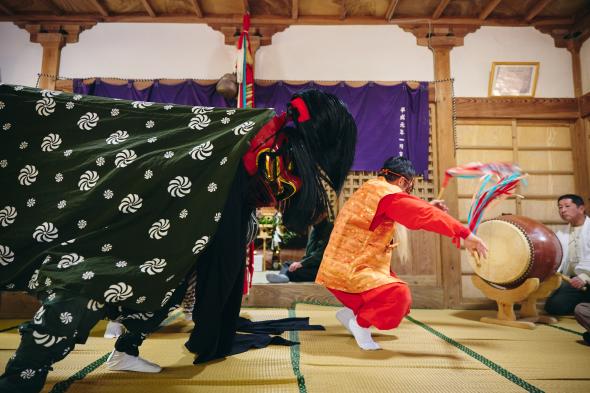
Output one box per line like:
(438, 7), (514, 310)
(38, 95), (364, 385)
(0, 283), (186, 393)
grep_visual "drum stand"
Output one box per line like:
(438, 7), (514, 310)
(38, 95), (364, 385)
(471, 273), (562, 329)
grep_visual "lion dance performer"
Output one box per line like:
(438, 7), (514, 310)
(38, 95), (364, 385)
(0, 84), (356, 392)
(316, 156), (487, 350)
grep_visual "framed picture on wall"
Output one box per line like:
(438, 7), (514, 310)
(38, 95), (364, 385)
(488, 62), (539, 97)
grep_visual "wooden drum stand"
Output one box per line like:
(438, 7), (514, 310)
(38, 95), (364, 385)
(471, 273), (561, 329)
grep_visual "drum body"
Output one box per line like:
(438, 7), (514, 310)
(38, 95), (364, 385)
(470, 215), (562, 288)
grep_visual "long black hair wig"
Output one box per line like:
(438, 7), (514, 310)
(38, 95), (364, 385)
(280, 89), (357, 233)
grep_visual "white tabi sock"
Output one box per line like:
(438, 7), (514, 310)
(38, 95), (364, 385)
(335, 307), (355, 333)
(348, 317), (381, 351)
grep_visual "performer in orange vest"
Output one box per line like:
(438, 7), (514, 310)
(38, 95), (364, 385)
(316, 156), (488, 350)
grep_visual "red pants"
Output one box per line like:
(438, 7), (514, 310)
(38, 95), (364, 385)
(329, 282), (412, 330)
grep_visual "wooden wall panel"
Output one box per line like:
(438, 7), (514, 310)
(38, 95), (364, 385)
(522, 174), (575, 196)
(520, 200), (562, 222)
(517, 125), (571, 148)
(456, 124), (512, 147)
(518, 151), (573, 172)
(456, 149), (513, 164)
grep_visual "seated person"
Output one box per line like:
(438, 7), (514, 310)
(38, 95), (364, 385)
(545, 194), (590, 315)
(575, 303), (590, 345)
(266, 213), (333, 283)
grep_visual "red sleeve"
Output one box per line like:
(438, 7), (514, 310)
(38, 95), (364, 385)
(370, 193), (471, 245)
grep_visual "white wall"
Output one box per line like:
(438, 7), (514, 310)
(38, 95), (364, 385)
(0, 22), (42, 87)
(60, 23), (235, 80)
(582, 39), (590, 95)
(0, 22), (577, 98)
(453, 27), (574, 97)
(256, 25), (432, 81)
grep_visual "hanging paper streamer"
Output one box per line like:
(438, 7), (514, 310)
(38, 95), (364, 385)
(236, 12), (255, 109)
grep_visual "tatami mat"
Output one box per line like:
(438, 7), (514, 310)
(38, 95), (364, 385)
(1, 305), (588, 393)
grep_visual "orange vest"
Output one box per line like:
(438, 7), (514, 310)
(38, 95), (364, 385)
(316, 177), (404, 293)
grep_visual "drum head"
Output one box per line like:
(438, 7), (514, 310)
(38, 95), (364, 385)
(469, 220), (532, 286)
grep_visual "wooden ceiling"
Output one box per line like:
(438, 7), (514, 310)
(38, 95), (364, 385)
(1, 0), (589, 46)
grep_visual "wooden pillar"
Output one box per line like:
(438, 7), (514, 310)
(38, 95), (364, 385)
(432, 45), (462, 308)
(566, 42), (590, 201)
(403, 24), (478, 307)
(37, 33), (65, 89)
(16, 23), (95, 90)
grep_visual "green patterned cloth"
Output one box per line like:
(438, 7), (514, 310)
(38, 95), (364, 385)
(0, 84), (274, 311)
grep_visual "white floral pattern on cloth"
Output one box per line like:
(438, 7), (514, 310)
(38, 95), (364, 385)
(0, 245), (14, 266)
(0, 206), (17, 227)
(57, 253), (84, 269)
(60, 312), (73, 324)
(32, 330), (66, 347)
(132, 101), (153, 109)
(77, 112), (99, 130)
(41, 133), (62, 152)
(78, 170), (99, 191)
(167, 176), (191, 197)
(149, 219), (170, 239)
(140, 258), (167, 275)
(18, 165), (38, 186)
(190, 141), (213, 160)
(87, 299), (104, 311)
(160, 289), (175, 307)
(233, 121), (255, 135)
(104, 282), (133, 303)
(106, 130), (129, 144)
(35, 97), (56, 116)
(33, 222), (58, 242)
(188, 114), (211, 130)
(118, 194), (143, 213)
(115, 149), (137, 168)
(192, 236), (209, 255)
(20, 369), (36, 379)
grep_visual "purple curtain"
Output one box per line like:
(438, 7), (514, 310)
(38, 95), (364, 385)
(74, 79), (430, 176)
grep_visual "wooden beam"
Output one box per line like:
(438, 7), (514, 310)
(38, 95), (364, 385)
(46, 0), (64, 16)
(525, 0), (553, 22)
(0, 1), (14, 16)
(571, 9), (590, 35)
(479, 0), (502, 20)
(90, 0), (109, 17)
(187, 0), (202, 18)
(140, 0), (156, 17)
(0, 14), (574, 27)
(455, 97), (579, 119)
(385, 0), (400, 21)
(291, 0), (298, 19)
(432, 0), (451, 19)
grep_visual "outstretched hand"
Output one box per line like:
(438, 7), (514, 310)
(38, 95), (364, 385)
(464, 233), (488, 260)
(430, 199), (449, 212)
